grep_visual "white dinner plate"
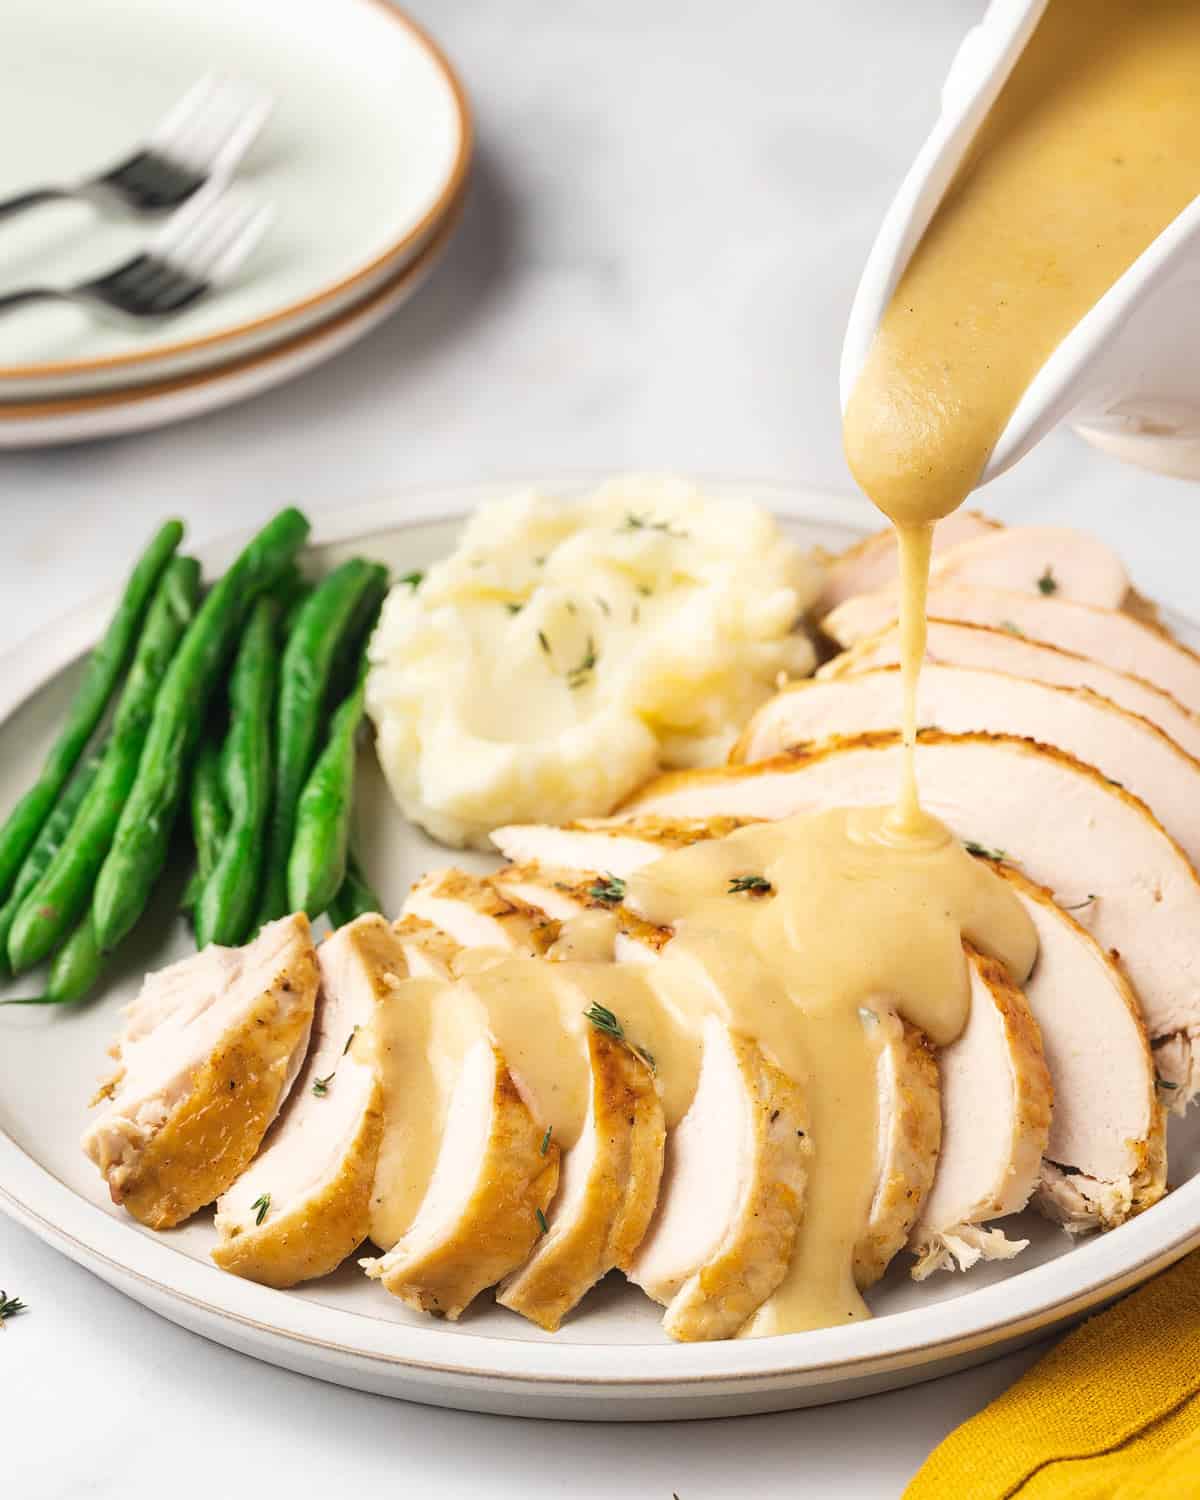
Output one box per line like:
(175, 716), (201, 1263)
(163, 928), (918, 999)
(0, 191), (462, 449)
(0, 0), (471, 401)
(2, 478), (1198, 1421)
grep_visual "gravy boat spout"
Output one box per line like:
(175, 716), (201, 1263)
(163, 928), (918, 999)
(842, 0), (1200, 485)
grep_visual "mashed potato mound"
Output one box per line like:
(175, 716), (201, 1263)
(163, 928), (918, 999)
(367, 475), (826, 848)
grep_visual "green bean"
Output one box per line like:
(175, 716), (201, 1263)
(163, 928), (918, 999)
(1, 914), (105, 1007)
(0, 740), (107, 975)
(0, 519), (183, 905)
(287, 664), (368, 919)
(181, 739), (229, 913)
(93, 508), (310, 953)
(8, 557), (202, 973)
(257, 559), (386, 926)
(327, 848), (382, 928)
(194, 598), (279, 949)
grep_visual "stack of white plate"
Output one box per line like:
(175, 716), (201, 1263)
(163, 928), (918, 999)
(0, 0), (472, 447)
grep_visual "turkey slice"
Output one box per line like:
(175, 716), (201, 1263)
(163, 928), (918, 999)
(822, 584), (1200, 714)
(401, 876), (666, 1330)
(491, 816), (753, 882)
(815, 511), (999, 616)
(822, 621), (1200, 761)
(212, 916), (388, 1286)
(627, 1014), (812, 1341)
(910, 947), (1051, 1278)
(362, 1036), (560, 1320)
(82, 914), (318, 1230)
(489, 863), (941, 1296)
(999, 868), (1166, 1232)
(733, 665), (1200, 868)
(925, 526), (1128, 608)
(622, 731), (1200, 1101)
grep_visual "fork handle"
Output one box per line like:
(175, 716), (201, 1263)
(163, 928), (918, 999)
(0, 186), (75, 224)
(0, 288), (61, 318)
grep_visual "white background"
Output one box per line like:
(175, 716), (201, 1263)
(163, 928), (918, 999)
(3, 2), (1199, 1495)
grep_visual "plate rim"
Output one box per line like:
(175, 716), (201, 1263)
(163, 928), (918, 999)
(0, 0), (473, 388)
(0, 181), (465, 424)
(3, 475), (1199, 1400)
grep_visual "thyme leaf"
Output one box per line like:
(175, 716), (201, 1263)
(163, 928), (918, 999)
(536, 1207), (549, 1235)
(1157, 1078), (1180, 1091)
(538, 630), (551, 655)
(584, 1002), (656, 1072)
(620, 511), (688, 539)
(1037, 566), (1058, 596)
(312, 1072), (336, 1097)
(251, 1193), (271, 1226)
(399, 571), (424, 590)
(964, 841), (1008, 862)
(594, 595), (611, 616)
(343, 1026), (360, 1056)
(0, 1290), (26, 1328)
(541, 1125), (553, 1155)
(567, 636), (598, 689)
(1062, 894), (1098, 911)
(505, 602), (523, 615)
(587, 874), (626, 905)
(999, 620), (1024, 636)
(728, 874), (773, 895)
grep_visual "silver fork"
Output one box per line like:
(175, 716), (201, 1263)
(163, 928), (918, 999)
(0, 183), (273, 322)
(0, 76), (273, 225)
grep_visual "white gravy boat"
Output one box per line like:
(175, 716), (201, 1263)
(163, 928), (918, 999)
(841, 0), (1200, 483)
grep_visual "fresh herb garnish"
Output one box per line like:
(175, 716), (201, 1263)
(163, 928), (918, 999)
(538, 630), (551, 655)
(620, 512), (688, 539)
(728, 874), (773, 895)
(1037, 567), (1058, 596)
(594, 596), (611, 616)
(637, 584), (653, 597)
(312, 1072), (336, 1097)
(587, 874), (626, 905)
(535, 1208), (549, 1236)
(533, 555), (546, 567)
(343, 1026), (360, 1056)
(999, 620), (1024, 636)
(964, 841), (1008, 862)
(541, 1125), (553, 1155)
(251, 1193), (271, 1226)
(1157, 1078), (1180, 1091)
(567, 636), (598, 690)
(1062, 894), (1098, 911)
(0, 1290), (26, 1329)
(565, 600), (577, 615)
(505, 602), (523, 616)
(584, 1002), (655, 1071)
(399, 571), (424, 590)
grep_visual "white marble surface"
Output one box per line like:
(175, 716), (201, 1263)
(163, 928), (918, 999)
(2, 1), (1199, 1495)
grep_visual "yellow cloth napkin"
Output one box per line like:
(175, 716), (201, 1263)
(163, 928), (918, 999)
(904, 1248), (1200, 1499)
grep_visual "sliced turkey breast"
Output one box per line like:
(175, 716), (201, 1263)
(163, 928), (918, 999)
(82, 914), (318, 1230)
(822, 584), (1200, 714)
(998, 868), (1165, 1232)
(925, 526), (1128, 609)
(497, 1026), (665, 1332)
(910, 947), (1051, 1278)
(362, 1037), (560, 1319)
(822, 621), (1200, 762)
(490, 815), (752, 881)
(486, 863), (942, 1297)
(624, 1015), (811, 1341)
(405, 868), (561, 957)
(815, 511), (999, 616)
(497, 823), (1165, 1238)
(623, 731), (1200, 1099)
(732, 665), (1200, 869)
(212, 916), (386, 1286)
(401, 876), (668, 1329)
